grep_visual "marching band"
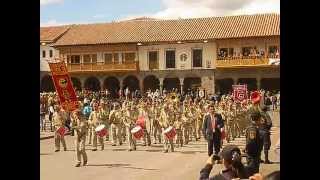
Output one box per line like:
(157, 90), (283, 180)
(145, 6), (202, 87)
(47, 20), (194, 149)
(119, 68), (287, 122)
(40, 88), (276, 167)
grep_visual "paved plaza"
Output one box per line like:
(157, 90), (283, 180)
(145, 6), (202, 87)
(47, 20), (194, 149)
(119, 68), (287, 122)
(40, 112), (280, 180)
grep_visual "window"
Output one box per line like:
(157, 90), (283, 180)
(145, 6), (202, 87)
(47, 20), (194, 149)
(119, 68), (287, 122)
(242, 47), (253, 56)
(228, 48), (234, 57)
(42, 50), (46, 58)
(83, 55), (91, 63)
(192, 49), (202, 67)
(165, 50), (175, 68)
(268, 46), (279, 57)
(83, 54), (97, 63)
(49, 50), (53, 58)
(67, 55), (80, 64)
(219, 48), (228, 58)
(148, 51), (159, 70)
(104, 53), (113, 64)
(122, 52), (135, 63)
(91, 54), (97, 63)
(113, 53), (119, 63)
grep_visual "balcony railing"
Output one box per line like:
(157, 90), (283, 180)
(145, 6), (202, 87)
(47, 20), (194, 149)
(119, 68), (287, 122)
(66, 62), (139, 72)
(216, 56), (279, 68)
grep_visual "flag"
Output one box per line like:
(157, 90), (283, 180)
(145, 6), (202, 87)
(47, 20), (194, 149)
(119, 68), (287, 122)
(48, 60), (79, 112)
(232, 84), (248, 102)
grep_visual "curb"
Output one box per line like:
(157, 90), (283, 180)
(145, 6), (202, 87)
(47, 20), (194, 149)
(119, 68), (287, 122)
(40, 132), (71, 140)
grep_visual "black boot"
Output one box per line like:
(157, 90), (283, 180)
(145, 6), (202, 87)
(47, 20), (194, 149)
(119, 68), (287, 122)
(264, 150), (272, 164)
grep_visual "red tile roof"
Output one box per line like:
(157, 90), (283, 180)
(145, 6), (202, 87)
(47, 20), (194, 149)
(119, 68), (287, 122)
(51, 13), (279, 46)
(40, 25), (70, 43)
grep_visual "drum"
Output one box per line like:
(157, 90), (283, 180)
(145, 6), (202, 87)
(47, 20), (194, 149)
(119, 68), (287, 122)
(164, 126), (176, 140)
(131, 126), (144, 139)
(95, 124), (107, 137)
(57, 126), (66, 137)
(136, 116), (146, 129)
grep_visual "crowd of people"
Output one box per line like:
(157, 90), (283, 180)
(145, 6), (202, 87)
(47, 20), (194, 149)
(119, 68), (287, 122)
(40, 87), (280, 179)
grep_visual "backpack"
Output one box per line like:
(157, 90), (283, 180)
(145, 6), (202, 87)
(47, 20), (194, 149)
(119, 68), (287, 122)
(245, 126), (260, 156)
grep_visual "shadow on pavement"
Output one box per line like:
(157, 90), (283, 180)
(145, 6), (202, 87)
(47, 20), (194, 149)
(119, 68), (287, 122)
(40, 153), (52, 155)
(87, 163), (159, 171)
(112, 148), (127, 151)
(87, 163), (130, 167)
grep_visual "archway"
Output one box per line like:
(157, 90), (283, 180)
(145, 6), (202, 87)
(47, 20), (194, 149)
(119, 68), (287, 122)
(183, 77), (201, 94)
(71, 77), (82, 91)
(41, 75), (55, 92)
(123, 75), (140, 92)
(215, 78), (233, 95)
(163, 78), (180, 92)
(84, 77), (101, 91)
(104, 77), (120, 98)
(238, 78), (257, 91)
(143, 75), (160, 92)
(261, 78), (280, 92)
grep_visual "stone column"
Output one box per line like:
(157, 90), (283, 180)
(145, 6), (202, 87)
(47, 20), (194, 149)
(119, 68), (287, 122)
(119, 78), (123, 91)
(211, 75), (215, 95)
(179, 78), (184, 95)
(80, 77), (86, 91)
(257, 77), (261, 90)
(159, 78), (164, 95)
(139, 77), (144, 94)
(98, 77), (104, 91)
(232, 77), (238, 85)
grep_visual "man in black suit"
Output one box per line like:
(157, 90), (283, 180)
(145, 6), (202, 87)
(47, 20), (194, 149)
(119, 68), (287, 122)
(202, 104), (224, 157)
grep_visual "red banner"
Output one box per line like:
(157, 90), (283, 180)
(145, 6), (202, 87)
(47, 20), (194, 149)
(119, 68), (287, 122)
(232, 84), (248, 102)
(48, 60), (79, 112)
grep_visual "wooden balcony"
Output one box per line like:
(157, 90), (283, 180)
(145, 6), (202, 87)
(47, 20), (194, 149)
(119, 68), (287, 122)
(66, 62), (139, 73)
(216, 56), (278, 68)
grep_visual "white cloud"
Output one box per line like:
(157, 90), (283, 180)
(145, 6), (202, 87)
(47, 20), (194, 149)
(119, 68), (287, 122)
(125, 0), (279, 20)
(40, 0), (64, 6)
(40, 19), (89, 27)
(93, 14), (106, 19)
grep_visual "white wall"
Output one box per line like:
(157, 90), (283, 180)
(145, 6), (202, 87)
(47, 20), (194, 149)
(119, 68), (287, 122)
(40, 45), (60, 71)
(138, 42), (216, 71)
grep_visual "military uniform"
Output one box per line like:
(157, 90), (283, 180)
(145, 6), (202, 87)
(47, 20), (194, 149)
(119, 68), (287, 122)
(151, 104), (162, 144)
(245, 113), (262, 175)
(138, 106), (151, 146)
(123, 106), (137, 151)
(71, 111), (88, 167)
(88, 108), (104, 151)
(53, 107), (67, 152)
(109, 105), (123, 146)
(259, 108), (273, 163)
(174, 114), (183, 147)
(159, 106), (175, 153)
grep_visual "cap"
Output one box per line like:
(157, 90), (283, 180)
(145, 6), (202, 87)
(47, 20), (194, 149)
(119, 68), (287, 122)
(219, 145), (241, 162)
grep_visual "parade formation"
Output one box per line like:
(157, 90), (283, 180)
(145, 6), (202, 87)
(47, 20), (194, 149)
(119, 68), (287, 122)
(40, 88), (279, 172)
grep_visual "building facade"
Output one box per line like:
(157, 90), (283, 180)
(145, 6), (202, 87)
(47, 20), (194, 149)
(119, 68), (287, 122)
(40, 14), (280, 96)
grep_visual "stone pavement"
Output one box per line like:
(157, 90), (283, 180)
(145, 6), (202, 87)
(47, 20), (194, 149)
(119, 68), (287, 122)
(40, 112), (280, 180)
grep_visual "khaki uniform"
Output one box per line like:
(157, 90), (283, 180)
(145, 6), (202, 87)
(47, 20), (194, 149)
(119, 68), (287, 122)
(152, 106), (162, 144)
(159, 108), (175, 152)
(122, 109), (137, 151)
(194, 106), (203, 140)
(88, 110), (105, 150)
(72, 114), (88, 165)
(109, 109), (123, 145)
(99, 107), (110, 141)
(174, 116), (183, 147)
(53, 111), (67, 151)
(139, 108), (151, 146)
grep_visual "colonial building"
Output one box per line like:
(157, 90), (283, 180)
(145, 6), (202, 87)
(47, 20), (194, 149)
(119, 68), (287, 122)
(40, 13), (280, 96)
(40, 26), (70, 92)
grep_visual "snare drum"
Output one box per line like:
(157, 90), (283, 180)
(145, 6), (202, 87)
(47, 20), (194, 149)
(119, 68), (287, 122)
(131, 126), (144, 139)
(57, 126), (66, 137)
(164, 126), (176, 140)
(95, 124), (107, 137)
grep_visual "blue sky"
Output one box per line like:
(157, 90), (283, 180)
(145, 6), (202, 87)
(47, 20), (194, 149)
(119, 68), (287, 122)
(40, 0), (280, 27)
